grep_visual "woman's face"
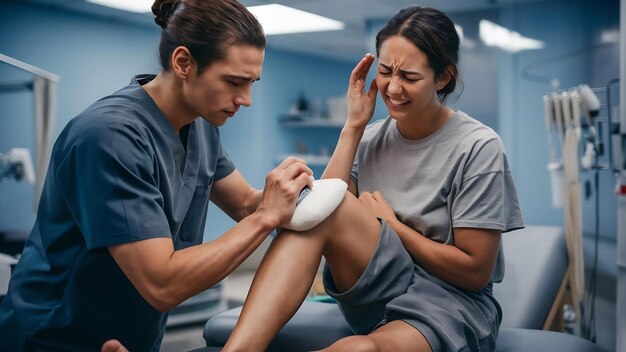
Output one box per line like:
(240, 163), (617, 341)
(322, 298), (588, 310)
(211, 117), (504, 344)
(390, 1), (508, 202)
(375, 35), (447, 122)
(184, 44), (265, 126)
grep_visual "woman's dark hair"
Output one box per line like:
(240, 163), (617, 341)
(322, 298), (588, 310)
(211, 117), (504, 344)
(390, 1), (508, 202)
(375, 7), (461, 102)
(152, 0), (266, 74)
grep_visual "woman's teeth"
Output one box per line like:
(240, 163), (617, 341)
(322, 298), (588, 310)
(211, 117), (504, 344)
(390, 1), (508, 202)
(389, 98), (409, 105)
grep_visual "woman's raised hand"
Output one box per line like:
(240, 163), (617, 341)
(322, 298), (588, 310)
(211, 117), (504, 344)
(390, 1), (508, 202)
(346, 53), (378, 130)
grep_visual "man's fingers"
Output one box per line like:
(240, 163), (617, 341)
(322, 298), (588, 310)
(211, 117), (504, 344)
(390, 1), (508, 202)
(102, 340), (128, 352)
(282, 161), (313, 182)
(292, 172), (312, 195)
(276, 156), (307, 171)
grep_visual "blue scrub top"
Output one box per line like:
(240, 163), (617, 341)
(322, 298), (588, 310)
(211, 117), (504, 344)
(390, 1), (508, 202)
(0, 75), (235, 351)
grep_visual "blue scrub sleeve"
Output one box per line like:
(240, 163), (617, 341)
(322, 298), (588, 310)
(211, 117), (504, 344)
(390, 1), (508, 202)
(214, 142), (236, 181)
(55, 122), (172, 250)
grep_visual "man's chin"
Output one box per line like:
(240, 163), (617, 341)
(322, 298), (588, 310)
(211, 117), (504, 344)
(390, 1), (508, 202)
(200, 115), (228, 127)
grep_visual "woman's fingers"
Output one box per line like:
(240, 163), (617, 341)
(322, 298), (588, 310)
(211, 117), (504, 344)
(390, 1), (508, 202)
(367, 78), (378, 101)
(358, 191), (373, 203)
(357, 53), (375, 78)
(349, 53), (375, 87)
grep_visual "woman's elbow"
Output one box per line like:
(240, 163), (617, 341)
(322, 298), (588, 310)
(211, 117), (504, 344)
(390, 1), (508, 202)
(467, 277), (490, 292)
(460, 269), (492, 292)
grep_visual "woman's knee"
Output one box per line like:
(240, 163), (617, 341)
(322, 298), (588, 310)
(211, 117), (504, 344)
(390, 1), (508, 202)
(298, 191), (378, 250)
(324, 191), (374, 227)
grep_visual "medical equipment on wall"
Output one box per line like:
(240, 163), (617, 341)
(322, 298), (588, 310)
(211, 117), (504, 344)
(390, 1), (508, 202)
(0, 53), (57, 207)
(0, 148), (36, 184)
(0, 253), (18, 298)
(542, 79), (621, 343)
(0, 148), (34, 302)
(0, 148), (35, 300)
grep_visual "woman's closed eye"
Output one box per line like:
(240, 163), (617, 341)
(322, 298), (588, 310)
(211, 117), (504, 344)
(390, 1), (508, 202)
(403, 75), (421, 82)
(379, 71), (420, 82)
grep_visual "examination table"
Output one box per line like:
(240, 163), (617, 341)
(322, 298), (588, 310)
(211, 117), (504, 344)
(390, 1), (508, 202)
(197, 226), (602, 351)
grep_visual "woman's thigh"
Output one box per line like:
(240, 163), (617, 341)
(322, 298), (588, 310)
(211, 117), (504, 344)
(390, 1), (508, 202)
(320, 320), (431, 352)
(317, 191), (382, 292)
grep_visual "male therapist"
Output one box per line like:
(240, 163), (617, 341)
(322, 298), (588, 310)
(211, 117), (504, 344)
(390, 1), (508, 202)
(0, 1), (312, 351)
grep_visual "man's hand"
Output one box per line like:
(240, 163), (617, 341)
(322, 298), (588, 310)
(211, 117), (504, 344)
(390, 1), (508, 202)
(101, 340), (129, 352)
(255, 156), (313, 228)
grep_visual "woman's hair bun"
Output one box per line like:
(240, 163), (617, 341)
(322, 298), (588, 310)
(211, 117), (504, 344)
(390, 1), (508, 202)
(152, 0), (182, 29)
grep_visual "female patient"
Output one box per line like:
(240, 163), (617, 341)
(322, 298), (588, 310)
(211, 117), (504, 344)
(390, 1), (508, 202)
(225, 6), (524, 352)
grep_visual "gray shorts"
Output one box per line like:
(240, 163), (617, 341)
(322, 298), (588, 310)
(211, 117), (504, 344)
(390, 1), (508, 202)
(323, 221), (502, 352)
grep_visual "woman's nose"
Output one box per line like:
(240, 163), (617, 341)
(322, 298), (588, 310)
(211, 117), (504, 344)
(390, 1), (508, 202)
(387, 76), (403, 95)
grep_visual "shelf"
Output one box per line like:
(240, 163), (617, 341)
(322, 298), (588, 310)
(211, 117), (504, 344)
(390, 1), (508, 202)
(279, 117), (344, 128)
(276, 154), (331, 166)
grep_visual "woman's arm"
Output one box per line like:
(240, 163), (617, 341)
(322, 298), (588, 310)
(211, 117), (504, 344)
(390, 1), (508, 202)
(321, 128), (363, 194)
(321, 54), (378, 195)
(359, 191), (501, 292)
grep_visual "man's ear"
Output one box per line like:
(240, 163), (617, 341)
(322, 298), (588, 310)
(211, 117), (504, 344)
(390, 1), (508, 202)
(171, 46), (195, 79)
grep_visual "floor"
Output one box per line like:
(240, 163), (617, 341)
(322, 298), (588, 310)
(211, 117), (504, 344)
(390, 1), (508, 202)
(160, 270), (255, 352)
(161, 270), (618, 352)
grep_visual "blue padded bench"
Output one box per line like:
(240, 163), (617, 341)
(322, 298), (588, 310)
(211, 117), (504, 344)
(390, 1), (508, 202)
(199, 302), (600, 352)
(200, 226), (601, 351)
(493, 226), (569, 330)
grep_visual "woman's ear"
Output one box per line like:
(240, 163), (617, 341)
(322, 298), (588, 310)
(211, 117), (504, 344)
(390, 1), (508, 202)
(435, 65), (454, 91)
(171, 46), (195, 80)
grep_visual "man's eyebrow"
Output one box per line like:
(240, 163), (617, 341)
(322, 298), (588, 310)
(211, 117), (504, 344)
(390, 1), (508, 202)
(378, 63), (420, 76)
(227, 74), (261, 82)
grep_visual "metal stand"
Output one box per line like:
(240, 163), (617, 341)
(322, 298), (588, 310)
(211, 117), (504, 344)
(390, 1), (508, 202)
(617, 1), (626, 350)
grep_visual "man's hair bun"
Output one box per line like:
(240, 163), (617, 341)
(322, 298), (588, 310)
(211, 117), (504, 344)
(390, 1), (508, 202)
(151, 0), (182, 29)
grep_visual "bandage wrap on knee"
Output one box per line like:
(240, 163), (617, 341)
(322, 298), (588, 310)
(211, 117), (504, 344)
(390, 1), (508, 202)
(282, 178), (348, 231)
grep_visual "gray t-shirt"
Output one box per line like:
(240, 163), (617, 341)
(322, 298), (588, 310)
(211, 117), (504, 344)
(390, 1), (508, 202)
(352, 111), (524, 283)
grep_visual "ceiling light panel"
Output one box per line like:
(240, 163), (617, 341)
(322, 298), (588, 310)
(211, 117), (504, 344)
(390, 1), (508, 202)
(479, 20), (544, 53)
(247, 4), (345, 35)
(84, 1), (344, 36)
(86, 0), (152, 13)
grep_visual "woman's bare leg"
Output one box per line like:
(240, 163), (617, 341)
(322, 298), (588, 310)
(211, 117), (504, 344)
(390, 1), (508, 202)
(223, 192), (381, 351)
(318, 321), (432, 352)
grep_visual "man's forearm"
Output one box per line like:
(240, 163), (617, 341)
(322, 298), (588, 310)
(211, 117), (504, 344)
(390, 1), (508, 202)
(242, 189), (263, 219)
(165, 212), (275, 306)
(110, 211), (276, 312)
